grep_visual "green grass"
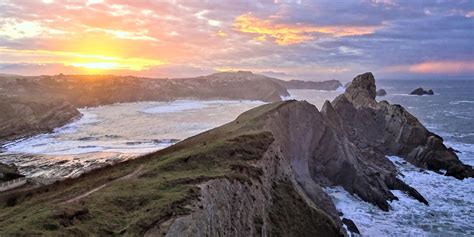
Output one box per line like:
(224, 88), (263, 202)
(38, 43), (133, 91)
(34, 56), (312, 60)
(0, 112), (275, 236)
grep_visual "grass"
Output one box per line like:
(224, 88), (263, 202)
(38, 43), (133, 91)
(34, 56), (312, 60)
(0, 103), (277, 236)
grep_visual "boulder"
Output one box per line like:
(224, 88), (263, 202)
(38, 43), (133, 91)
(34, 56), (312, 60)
(376, 89), (387, 96)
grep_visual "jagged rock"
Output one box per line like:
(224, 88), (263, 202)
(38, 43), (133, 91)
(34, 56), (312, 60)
(342, 218), (360, 234)
(376, 89), (387, 96)
(410, 87), (434, 95)
(332, 72), (473, 179)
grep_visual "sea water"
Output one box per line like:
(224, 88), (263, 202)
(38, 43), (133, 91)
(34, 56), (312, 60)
(0, 100), (264, 178)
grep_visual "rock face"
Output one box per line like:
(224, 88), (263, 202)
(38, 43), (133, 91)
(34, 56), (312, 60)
(332, 73), (473, 179)
(376, 89), (387, 96)
(0, 96), (80, 144)
(272, 78), (342, 90)
(410, 87), (434, 95)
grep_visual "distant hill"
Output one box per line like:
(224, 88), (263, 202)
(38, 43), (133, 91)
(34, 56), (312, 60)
(0, 71), (341, 107)
(272, 78), (342, 90)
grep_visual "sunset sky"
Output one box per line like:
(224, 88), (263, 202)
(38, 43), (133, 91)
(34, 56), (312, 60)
(0, 0), (473, 80)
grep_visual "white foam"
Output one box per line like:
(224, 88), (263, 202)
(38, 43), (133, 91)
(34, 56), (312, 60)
(1, 99), (266, 178)
(449, 100), (474, 105)
(281, 95), (295, 101)
(326, 153), (474, 236)
(335, 86), (346, 93)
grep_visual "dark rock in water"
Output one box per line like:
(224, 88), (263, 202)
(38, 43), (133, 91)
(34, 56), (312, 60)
(332, 72), (473, 180)
(410, 87), (434, 95)
(0, 162), (24, 182)
(342, 218), (360, 234)
(376, 89), (387, 96)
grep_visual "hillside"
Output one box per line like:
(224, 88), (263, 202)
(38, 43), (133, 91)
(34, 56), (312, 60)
(0, 96), (80, 144)
(272, 78), (342, 90)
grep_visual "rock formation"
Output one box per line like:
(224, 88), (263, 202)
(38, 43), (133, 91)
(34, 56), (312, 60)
(376, 89), (387, 96)
(332, 73), (473, 179)
(409, 87), (434, 95)
(0, 96), (80, 144)
(0, 163), (22, 182)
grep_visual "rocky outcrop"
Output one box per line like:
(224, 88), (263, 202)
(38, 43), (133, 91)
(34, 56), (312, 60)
(163, 98), (432, 235)
(332, 72), (473, 179)
(0, 163), (23, 182)
(376, 89), (387, 96)
(409, 87), (434, 95)
(272, 78), (342, 90)
(0, 96), (80, 144)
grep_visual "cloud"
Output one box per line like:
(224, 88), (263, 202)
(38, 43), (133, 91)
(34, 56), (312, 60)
(384, 61), (474, 74)
(233, 13), (380, 45)
(0, 0), (473, 79)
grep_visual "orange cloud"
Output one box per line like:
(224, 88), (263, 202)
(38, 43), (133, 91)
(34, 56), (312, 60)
(233, 14), (379, 45)
(385, 60), (474, 74)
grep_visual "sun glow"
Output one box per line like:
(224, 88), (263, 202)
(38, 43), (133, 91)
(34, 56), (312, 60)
(0, 48), (165, 72)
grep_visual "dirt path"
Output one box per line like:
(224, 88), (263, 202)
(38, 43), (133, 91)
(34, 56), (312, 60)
(64, 165), (144, 203)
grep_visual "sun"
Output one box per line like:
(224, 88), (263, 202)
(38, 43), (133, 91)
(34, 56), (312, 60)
(63, 52), (166, 72)
(69, 62), (120, 70)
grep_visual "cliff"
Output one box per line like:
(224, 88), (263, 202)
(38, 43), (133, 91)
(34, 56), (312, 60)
(332, 72), (473, 179)
(0, 96), (80, 144)
(1, 73), (471, 236)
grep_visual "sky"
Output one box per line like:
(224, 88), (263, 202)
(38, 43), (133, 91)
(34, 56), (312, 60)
(0, 0), (473, 80)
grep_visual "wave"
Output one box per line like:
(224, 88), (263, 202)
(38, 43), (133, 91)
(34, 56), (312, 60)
(326, 155), (474, 236)
(449, 100), (474, 105)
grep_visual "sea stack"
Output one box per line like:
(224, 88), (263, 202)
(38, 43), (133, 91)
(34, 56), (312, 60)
(410, 87), (434, 95)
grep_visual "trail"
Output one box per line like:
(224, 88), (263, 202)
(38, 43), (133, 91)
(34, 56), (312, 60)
(64, 165), (144, 203)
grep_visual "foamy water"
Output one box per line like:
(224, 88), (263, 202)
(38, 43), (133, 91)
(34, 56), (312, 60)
(326, 149), (474, 236)
(0, 100), (264, 178)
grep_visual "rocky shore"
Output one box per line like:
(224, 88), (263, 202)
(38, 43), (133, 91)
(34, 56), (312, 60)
(0, 96), (80, 145)
(0, 72), (471, 236)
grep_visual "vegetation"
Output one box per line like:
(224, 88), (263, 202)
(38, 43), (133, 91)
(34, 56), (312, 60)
(0, 101), (281, 235)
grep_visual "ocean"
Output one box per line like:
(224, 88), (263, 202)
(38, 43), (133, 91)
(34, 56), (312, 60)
(1, 79), (473, 236)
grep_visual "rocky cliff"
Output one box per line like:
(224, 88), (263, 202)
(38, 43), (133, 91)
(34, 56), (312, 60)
(332, 73), (473, 179)
(0, 96), (80, 144)
(1, 73), (471, 236)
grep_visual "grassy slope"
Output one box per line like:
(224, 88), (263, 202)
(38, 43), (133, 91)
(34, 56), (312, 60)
(0, 102), (289, 236)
